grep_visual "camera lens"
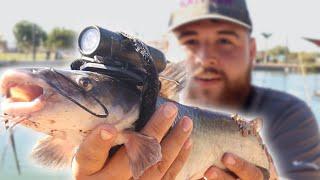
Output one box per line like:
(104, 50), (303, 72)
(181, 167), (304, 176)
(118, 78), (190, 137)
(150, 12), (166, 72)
(77, 25), (167, 73)
(79, 27), (100, 55)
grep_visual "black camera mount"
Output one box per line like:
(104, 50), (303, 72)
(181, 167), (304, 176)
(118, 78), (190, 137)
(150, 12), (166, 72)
(71, 26), (167, 132)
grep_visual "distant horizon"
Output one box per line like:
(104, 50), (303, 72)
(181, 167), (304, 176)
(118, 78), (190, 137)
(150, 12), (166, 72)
(1, 0), (320, 52)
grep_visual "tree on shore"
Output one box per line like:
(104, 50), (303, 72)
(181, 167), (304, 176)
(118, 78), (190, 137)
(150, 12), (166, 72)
(266, 46), (320, 64)
(13, 20), (47, 60)
(268, 46), (290, 57)
(45, 27), (76, 60)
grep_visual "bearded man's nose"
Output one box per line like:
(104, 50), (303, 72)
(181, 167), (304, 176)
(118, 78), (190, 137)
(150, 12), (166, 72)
(196, 45), (219, 66)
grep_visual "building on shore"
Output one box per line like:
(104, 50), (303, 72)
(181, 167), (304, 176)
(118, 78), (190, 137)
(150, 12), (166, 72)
(0, 34), (8, 53)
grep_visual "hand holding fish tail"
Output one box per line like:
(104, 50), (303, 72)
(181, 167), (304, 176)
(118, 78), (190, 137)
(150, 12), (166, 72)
(72, 103), (193, 180)
(203, 153), (265, 180)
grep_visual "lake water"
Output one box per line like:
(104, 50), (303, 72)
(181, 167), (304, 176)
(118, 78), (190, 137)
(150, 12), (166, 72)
(0, 65), (319, 180)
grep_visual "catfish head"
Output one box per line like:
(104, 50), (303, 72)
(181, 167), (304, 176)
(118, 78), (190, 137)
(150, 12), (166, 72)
(0, 68), (141, 138)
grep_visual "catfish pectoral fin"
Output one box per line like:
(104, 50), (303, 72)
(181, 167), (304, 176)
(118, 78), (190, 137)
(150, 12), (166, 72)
(31, 136), (76, 168)
(123, 131), (162, 179)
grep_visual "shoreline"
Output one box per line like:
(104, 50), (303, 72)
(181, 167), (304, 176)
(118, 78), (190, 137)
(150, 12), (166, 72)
(254, 63), (320, 73)
(2, 61), (320, 73)
(0, 60), (70, 67)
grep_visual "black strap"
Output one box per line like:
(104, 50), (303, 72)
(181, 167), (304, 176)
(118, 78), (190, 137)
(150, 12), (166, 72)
(44, 68), (109, 118)
(119, 32), (160, 131)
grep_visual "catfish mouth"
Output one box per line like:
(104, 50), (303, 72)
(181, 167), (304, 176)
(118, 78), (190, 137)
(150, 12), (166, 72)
(0, 69), (52, 115)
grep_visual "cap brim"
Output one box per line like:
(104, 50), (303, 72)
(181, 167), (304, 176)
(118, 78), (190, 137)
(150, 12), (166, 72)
(168, 14), (252, 32)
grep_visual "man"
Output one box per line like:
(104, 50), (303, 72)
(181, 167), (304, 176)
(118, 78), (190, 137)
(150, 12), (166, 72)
(169, 0), (320, 179)
(72, 0), (320, 179)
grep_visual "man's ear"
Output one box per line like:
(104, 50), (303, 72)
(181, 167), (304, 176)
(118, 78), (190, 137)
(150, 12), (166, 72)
(249, 37), (257, 64)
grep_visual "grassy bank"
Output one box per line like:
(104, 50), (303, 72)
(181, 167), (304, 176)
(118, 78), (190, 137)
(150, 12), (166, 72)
(0, 52), (75, 61)
(0, 52), (49, 61)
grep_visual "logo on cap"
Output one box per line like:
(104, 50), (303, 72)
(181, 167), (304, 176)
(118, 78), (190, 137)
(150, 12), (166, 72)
(179, 0), (234, 7)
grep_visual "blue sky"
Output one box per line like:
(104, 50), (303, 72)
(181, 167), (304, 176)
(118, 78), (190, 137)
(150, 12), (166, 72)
(0, 0), (320, 52)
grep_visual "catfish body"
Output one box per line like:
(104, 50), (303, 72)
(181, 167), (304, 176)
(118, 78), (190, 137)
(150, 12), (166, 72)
(0, 68), (272, 179)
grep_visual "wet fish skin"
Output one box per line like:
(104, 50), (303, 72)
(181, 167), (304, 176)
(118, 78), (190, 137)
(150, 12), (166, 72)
(156, 98), (270, 179)
(0, 68), (272, 179)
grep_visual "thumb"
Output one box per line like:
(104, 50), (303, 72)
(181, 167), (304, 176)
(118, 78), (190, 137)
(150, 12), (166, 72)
(72, 124), (118, 177)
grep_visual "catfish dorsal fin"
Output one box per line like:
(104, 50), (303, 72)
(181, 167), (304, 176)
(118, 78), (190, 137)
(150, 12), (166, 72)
(159, 61), (187, 101)
(123, 132), (162, 179)
(31, 136), (76, 168)
(250, 117), (263, 133)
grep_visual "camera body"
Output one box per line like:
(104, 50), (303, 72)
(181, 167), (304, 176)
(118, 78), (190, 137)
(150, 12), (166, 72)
(72, 25), (167, 86)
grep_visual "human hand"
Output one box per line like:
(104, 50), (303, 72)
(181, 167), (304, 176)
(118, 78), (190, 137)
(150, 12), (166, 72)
(72, 102), (193, 180)
(204, 153), (267, 180)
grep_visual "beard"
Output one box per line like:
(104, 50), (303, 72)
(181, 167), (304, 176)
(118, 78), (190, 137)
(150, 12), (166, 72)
(184, 65), (252, 111)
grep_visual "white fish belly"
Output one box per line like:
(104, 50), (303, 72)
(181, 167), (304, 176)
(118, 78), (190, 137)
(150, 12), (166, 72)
(176, 119), (269, 180)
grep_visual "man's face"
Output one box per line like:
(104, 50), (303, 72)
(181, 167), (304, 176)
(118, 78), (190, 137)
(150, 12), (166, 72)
(174, 20), (256, 109)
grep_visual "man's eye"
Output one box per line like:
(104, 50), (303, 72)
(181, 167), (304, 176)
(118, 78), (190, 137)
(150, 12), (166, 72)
(217, 38), (233, 45)
(183, 39), (199, 46)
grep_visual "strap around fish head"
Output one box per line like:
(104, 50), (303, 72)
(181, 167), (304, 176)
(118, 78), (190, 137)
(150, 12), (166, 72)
(41, 68), (109, 118)
(119, 33), (161, 131)
(71, 56), (147, 86)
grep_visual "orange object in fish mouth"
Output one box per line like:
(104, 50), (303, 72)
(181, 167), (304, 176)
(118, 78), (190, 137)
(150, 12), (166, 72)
(8, 84), (44, 102)
(0, 70), (51, 115)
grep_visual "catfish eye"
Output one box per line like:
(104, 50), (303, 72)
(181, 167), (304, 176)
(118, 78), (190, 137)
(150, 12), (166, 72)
(78, 77), (93, 91)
